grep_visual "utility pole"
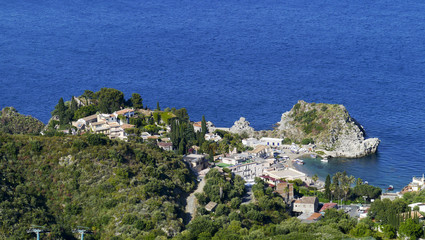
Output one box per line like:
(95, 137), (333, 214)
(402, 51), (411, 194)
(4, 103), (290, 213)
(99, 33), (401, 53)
(73, 226), (93, 240)
(27, 225), (50, 240)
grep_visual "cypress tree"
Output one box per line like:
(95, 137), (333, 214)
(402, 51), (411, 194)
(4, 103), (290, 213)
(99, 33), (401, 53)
(201, 115), (207, 135)
(178, 139), (185, 155)
(325, 174), (331, 201)
(156, 102), (160, 111)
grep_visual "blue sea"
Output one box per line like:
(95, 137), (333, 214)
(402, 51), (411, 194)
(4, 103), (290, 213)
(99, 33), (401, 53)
(1, 0), (425, 191)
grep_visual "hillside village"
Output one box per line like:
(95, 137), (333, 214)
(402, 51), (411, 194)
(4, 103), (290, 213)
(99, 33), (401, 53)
(5, 89), (425, 239)
(52, 92), (425, 222)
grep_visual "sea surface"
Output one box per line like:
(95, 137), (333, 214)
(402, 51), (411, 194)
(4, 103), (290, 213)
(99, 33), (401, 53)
(1, 0), (425, 191)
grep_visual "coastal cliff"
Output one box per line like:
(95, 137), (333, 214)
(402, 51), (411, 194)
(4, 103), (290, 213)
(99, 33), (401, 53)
(276, 100), (380, 158)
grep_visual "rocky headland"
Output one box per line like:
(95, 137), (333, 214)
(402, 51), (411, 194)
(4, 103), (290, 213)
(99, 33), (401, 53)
(275, 100), (380, 158)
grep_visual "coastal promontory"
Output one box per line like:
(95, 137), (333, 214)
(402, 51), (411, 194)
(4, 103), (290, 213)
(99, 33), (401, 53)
(275, 100), (380, 158)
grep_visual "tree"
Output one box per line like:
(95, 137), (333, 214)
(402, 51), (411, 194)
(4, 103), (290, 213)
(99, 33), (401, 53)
(73, 105), (98, 120)
(312, 174), (318, 184)
(325, 174), (331, 200)
(156, 102), (161, 111)
(201, 115), (207, 135)
(130, 93), (143, 109)
(51, 97), (69, 124)
(356, 177), (363, 186)
(70, 97), (78, 112)
(96, 88), (125, 113)
(399, 218), (423, 239)
(382, 224), (396, 239)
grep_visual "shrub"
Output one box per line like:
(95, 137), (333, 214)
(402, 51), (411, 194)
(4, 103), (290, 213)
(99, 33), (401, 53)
(87, 134), (108, 146)
(301, 138), (314, 145)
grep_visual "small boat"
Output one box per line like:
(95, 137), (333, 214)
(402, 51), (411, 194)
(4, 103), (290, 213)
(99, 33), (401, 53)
(310, 154), (316, 158)
(387, 185), (394, 191)
(321, 157), (328, 163)
(295, 159), (304, 165)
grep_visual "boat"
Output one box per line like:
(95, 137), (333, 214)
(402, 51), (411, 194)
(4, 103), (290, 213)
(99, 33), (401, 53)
(310, 154), (316, 158)
(321, 157), (328, 163)
(387, 185), (394, 191)
(295, 159), (304, 165)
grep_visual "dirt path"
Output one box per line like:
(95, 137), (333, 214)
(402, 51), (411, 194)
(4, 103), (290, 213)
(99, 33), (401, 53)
(185, 177), (206, 223)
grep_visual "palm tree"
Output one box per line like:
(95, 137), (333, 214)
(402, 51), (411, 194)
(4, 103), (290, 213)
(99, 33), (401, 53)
(342, 175), (355, 205)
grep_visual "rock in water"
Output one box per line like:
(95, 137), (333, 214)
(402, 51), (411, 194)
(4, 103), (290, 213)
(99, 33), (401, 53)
(230, 117), (255, 136)
(276, 100), (380, 158)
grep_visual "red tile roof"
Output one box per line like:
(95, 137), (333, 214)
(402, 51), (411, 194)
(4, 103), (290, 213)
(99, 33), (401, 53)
(307, 212), (322, 220)
(116, 108), (134, 115)
(193, 121), (202, 127)
(320, 203), (337, 212)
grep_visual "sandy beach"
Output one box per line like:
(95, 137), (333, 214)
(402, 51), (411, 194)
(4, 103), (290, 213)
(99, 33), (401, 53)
(279, 149), (325, 188)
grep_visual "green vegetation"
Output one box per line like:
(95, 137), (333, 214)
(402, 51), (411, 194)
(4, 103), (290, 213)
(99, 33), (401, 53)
(0, 107), (45, 135)
(0, 133), (195, 239)
(3, 89), (423, 239)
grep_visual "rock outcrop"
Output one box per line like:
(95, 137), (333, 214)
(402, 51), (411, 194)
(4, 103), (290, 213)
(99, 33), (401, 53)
(230, 117), (255, 136)
(276, 100), (380, 158)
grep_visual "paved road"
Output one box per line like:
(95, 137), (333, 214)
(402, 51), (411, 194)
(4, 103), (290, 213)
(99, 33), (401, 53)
(185, 177), (206, 222)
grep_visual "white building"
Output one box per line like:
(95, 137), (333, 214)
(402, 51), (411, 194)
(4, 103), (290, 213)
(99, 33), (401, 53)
(411, 174), (425, 191)
(259, 138), (284, 147)
(242, 138), (260, 147)
(264, 168), (307, 182)
(408, 203), (425, 212)
(205, 133), (222, 142)
(228, 162), (265, 181)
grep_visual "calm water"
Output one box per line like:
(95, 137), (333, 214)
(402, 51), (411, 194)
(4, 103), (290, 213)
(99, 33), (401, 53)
(1, 0), (425, 190)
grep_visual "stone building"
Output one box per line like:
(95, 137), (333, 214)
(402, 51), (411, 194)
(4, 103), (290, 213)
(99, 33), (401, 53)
(293, 196), (319, 213)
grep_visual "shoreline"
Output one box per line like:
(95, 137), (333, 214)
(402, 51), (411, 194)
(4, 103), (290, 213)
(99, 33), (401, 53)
(278, 150), (325, 188)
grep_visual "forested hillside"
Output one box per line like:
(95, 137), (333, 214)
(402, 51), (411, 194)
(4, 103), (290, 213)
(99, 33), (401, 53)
(0, 133), (195, 239)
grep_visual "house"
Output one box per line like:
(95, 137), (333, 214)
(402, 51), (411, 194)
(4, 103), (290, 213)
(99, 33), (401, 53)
(192, 121), (203, 132)
(275, 182), (294, 202)
(72, 114), (98, 130)
(141, 132), (151, 140)
(264, 168), (307, 182)
(381, 193), (399, 201)
(205, 133), (222, 142)
(242, 138), (260, 147)
(222, 157), (242, 165)
(293, 197), (319, 213)
(319, 203), (338, 214)
(259, 138), (284, 147)
(97, 113), (116, 123)
(114, 108), (135, 118)
(401, 211), (424, 221)
(205, 201), (218, 212)
(228, 162), (264, 182)
(408, 203), (425, 212)
(158, 142), (173, 151)
(183, 154), (209, 172)
(249, 145), (270, 157)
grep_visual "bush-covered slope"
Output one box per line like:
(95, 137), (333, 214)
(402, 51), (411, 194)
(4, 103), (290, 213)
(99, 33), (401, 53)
(0, 107), (45, 135)
(0, 133), (195, 239)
